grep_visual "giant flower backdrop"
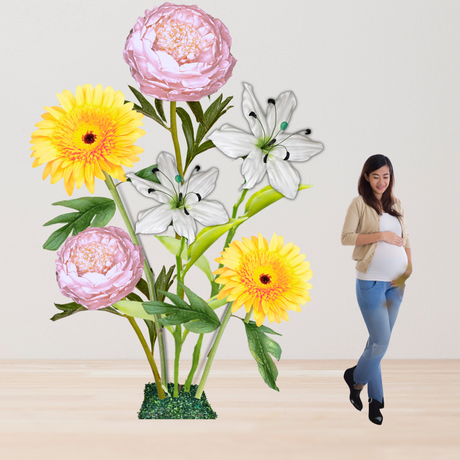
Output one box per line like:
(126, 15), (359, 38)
(31, 2), (323, 419)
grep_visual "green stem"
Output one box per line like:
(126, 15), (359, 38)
(232, 188), (249, 219)
(176, 236), (186, 297)
(170, 101), (184, 178)
(126, 316), (165, 399)
(184, 333), (204, 392)
(173, 324), (182, 397)
(195, 302), (233, 399)
(244, 307), (253, 324)
(104, 172), (168, 390)
(172, 235), (187, 398)
(210, 188), (249, 296)
(182, 293), (225, 392)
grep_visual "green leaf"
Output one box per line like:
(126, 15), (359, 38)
(208, 296), (229, 311)
(127, 164), (160, 184)
(135, 278), (150, 300)
(114, 300), (156, 321)
(176, 107), (195, 160)
(128, 86), (165, 126)
(154, 99), (167, 122)
(127, 292), (143, 302)
(194, 140), (215, 155)
(144, 319), (157, 352)
(180, 283), (221, 333)
(43, 197), (116, 251)
(243, 184), (312, 218)
(143, 283), (220, 333)
(51, 302), (87, 321)
(186, 101), (206, 126)
(155, 235), (213, 282)
(243, 319), (282, 391)
(51, 302), (123, 321)
(99, 306), (124, 317)
(183, 95), (233, 171)
(186, 217), (248, 270)
(154, 265), (176, 302)
(196, 95), (233, 145)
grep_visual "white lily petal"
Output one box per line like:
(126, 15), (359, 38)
(278, 134), (324, 161)
(269, 145), (290, 160)
(266, 91), (297, 134)
(157, 152), (181, 189)
(185, 168), (219, 199)
(138, 208), (151, 221)
(126, 173), (172, 204)
(266, 157), (300, 200)
(187, 200), (229, 227)
(136, 204), (173, 234)
(209, 124), (256, 159)
(242, 83), (270, 139)
(171, 209), (197, 243)
(241, 147), (267, 189)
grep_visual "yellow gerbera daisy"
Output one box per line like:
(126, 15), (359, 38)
(31, 84), (145, 195)
(214, 233), (312, 326)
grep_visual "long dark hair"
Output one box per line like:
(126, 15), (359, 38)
(358, 155), (401, 217)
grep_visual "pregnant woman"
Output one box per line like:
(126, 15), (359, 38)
(341, 154), (412, 425)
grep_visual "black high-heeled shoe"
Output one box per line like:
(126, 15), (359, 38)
(368, 398), (384, 425)
(343, 366), (363, 411)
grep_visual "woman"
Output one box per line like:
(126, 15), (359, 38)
(341, 154), (412, 425)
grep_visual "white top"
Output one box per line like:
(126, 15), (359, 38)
(356, 213), (408, 282)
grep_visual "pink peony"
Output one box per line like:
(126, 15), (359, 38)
(123, 3), (237, 101)
(56, 227), (144, 310)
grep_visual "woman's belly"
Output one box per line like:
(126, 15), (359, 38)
(357, 241), (408, 281)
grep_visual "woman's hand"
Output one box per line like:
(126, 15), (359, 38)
(382, 231), (404, 247)
(391, 264), (413, 287)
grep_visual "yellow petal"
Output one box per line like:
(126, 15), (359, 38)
(102, 86), (114, 108)
(85, 177), (95, 194)
(64, 173), (75, 196)
(76, 86), (84, 105)
(113, 91), (125, 108)
(83, 84), (94, 105)
(42, 162), (52, 180)
(44, 106), (66, 120)
(93, 84), (103, 106)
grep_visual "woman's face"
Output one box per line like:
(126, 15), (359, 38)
(365, 165), (390, 199)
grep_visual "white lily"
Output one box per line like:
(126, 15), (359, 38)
(209, 83), (324, 199)
(126, 152), (229, 243)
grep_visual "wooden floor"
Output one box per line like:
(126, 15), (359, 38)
(0, 360), (459, 460)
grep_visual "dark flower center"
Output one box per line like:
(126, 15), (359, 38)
(259, 274), (271, 285)
(82, 131), (97, 144)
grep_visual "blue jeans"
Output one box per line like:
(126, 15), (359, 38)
(353, 279), (405, 403)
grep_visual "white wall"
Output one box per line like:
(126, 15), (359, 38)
(1, 0), (459, 361)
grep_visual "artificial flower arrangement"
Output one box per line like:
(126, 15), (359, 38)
(31, 3), (323, 419)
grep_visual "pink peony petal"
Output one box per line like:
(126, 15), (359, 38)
(123, 3), (236, 101)
(55, 226), (144, 309)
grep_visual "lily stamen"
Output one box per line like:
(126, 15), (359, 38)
(249, 111), (267, 139)
(156, 168), (181, 197)
(269, 102), (278, 139)
(276, 128), (313, 147)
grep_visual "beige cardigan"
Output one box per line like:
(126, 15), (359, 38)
(341, 195), (410, 273)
